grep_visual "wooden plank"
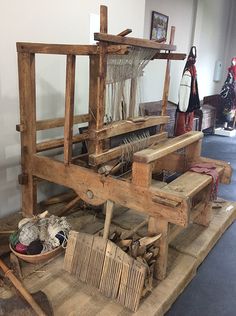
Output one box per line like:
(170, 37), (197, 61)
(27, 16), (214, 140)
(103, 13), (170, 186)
(64, 55), (76, 164)
(17, 42), (128, 55)
(133, 131), (203, 163)
(89, 116), (169, 141)
(94, 33), (176, 51)
(36, 133), (89, 152)
(116, 253), (133, 306)
(99, 240), (117, 297)
(117, 29), (132, 37)
(153, 52), (186, 60)
(18, 52), (37, 216)
(63, 230), (79, 273)
(162, 165), (224, 198)
(35, 114), (90, 131)
(32, 155), (190, 226)
(89, 132), (168, 166)
(86, 237), (107, 288)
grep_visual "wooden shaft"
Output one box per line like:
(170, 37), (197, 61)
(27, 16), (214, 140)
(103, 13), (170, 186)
(64, 55), (76, 164)
(117, 29), (132, 37)
(36, 133), (89, 152)
(160, 26), (175, 133)
(103, 200), (114, 240)
(0, 259), (46, 316)
(18, 52), (37, 216)
(94, 5), (108, 154)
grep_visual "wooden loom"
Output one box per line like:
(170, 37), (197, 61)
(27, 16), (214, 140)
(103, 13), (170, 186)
(16, 5), (232, 284)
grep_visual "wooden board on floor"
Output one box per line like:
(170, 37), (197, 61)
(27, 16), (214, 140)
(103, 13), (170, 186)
(0, 201), (235, 315)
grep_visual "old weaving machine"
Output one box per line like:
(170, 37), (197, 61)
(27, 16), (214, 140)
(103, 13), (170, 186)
(16, 5), (232, 309)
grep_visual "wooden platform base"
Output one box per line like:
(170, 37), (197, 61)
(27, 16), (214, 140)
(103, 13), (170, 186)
(0, 201), (235, 315)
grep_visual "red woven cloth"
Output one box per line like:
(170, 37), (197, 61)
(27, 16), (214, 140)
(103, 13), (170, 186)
(175, 112), (194, 136)
(189, 163), (219, 200)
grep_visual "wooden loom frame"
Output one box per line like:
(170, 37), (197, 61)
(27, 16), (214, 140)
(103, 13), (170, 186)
(16, 5), (232, 280)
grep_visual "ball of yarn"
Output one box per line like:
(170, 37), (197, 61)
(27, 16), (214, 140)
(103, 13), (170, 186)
(18, 218), (32, 229)
(15, 243), (28, 254)
(55, 231), (65, 245)
(27, 239), (43, 255)
(9, 231), (20, 247)
(19, 223), (39, 246)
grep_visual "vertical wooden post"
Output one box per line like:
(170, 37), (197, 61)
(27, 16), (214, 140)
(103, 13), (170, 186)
(148, 216), (169, 280)
(194, 184), (212, 227)
(95, 5), (108, 154)
(160, 26), (175, 132)
(64, 55), (76, 164)
(88, 55), (99, 154)
(103, 200), (114, 240)
(132, 162), (152, 187)
(18, 52), (37, 217)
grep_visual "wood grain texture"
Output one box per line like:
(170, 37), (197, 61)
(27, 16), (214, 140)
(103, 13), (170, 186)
(94, 33), (176, 51)
(89, 116), (169, 141)
(18, 52), (37, 216)
(64, 55), (76, 164)
(133, 131), (203, 163)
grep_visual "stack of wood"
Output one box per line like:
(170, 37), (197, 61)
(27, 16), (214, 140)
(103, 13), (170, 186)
(64, 230), (160, 311)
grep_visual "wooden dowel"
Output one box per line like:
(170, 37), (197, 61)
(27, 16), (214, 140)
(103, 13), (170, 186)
(117, 29), (132, 37)
(0, 258), (46, 316)
(103, 200), (114, 240)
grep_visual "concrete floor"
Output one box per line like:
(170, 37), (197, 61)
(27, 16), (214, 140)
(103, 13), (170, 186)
(167, 134), (236, 316)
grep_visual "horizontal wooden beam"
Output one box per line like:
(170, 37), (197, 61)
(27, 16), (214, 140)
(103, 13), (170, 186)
(36, 133), (89, 152)
(133, 131), (203, 163)
(94, 33), (176, 51)
(153, 53), (186, 60)
(89, 116), (169, 141)
(89, 132), (168, 166)
(16, 42), (129, 55)
(32, 155), (190, 226)
(16, 114), (90, 132)
(37, 113), (89, 131)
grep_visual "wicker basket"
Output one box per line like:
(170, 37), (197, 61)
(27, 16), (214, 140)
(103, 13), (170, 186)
(10, 244), (63, 264)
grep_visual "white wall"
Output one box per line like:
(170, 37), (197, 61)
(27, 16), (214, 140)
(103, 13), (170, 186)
(193, 0), (234, 99)
(0, 0), (145, 218)
(143, 0), (196, 103)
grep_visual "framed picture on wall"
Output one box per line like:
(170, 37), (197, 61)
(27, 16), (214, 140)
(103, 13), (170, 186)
(150, 11), (169, 42)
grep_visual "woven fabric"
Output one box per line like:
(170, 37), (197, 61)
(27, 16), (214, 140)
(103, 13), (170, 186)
(189, 163), (219, 200)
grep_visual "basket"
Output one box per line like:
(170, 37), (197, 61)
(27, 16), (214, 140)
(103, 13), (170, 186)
(10, 244), (63, 264)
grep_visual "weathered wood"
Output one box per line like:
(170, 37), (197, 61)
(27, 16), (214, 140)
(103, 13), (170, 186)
(161, 26), (175, 118)
(132, 162), (152, 187)
(36, 133), (89, 152)
(89, 116), (169, 141)
(17, 42), (128, 55)
(88, 55), (99, 154)
(18, 52), (37, 216)
(89, 132), (167, 166)
(162, 165), (224, 198)
(133, 131), (203, 163)
(57, 195), (81, 217)
(32, 155), (190, 226)
(35, 114), (90, 131)
(94, 33), (176, 51)
(103, 200), (114, 240)
(64, 55), (76, 164)
(153, 52), (186, 60)
(117, 29), (132, 37)
(193, 184), (212, 227)
(148, 217), (169, 280)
